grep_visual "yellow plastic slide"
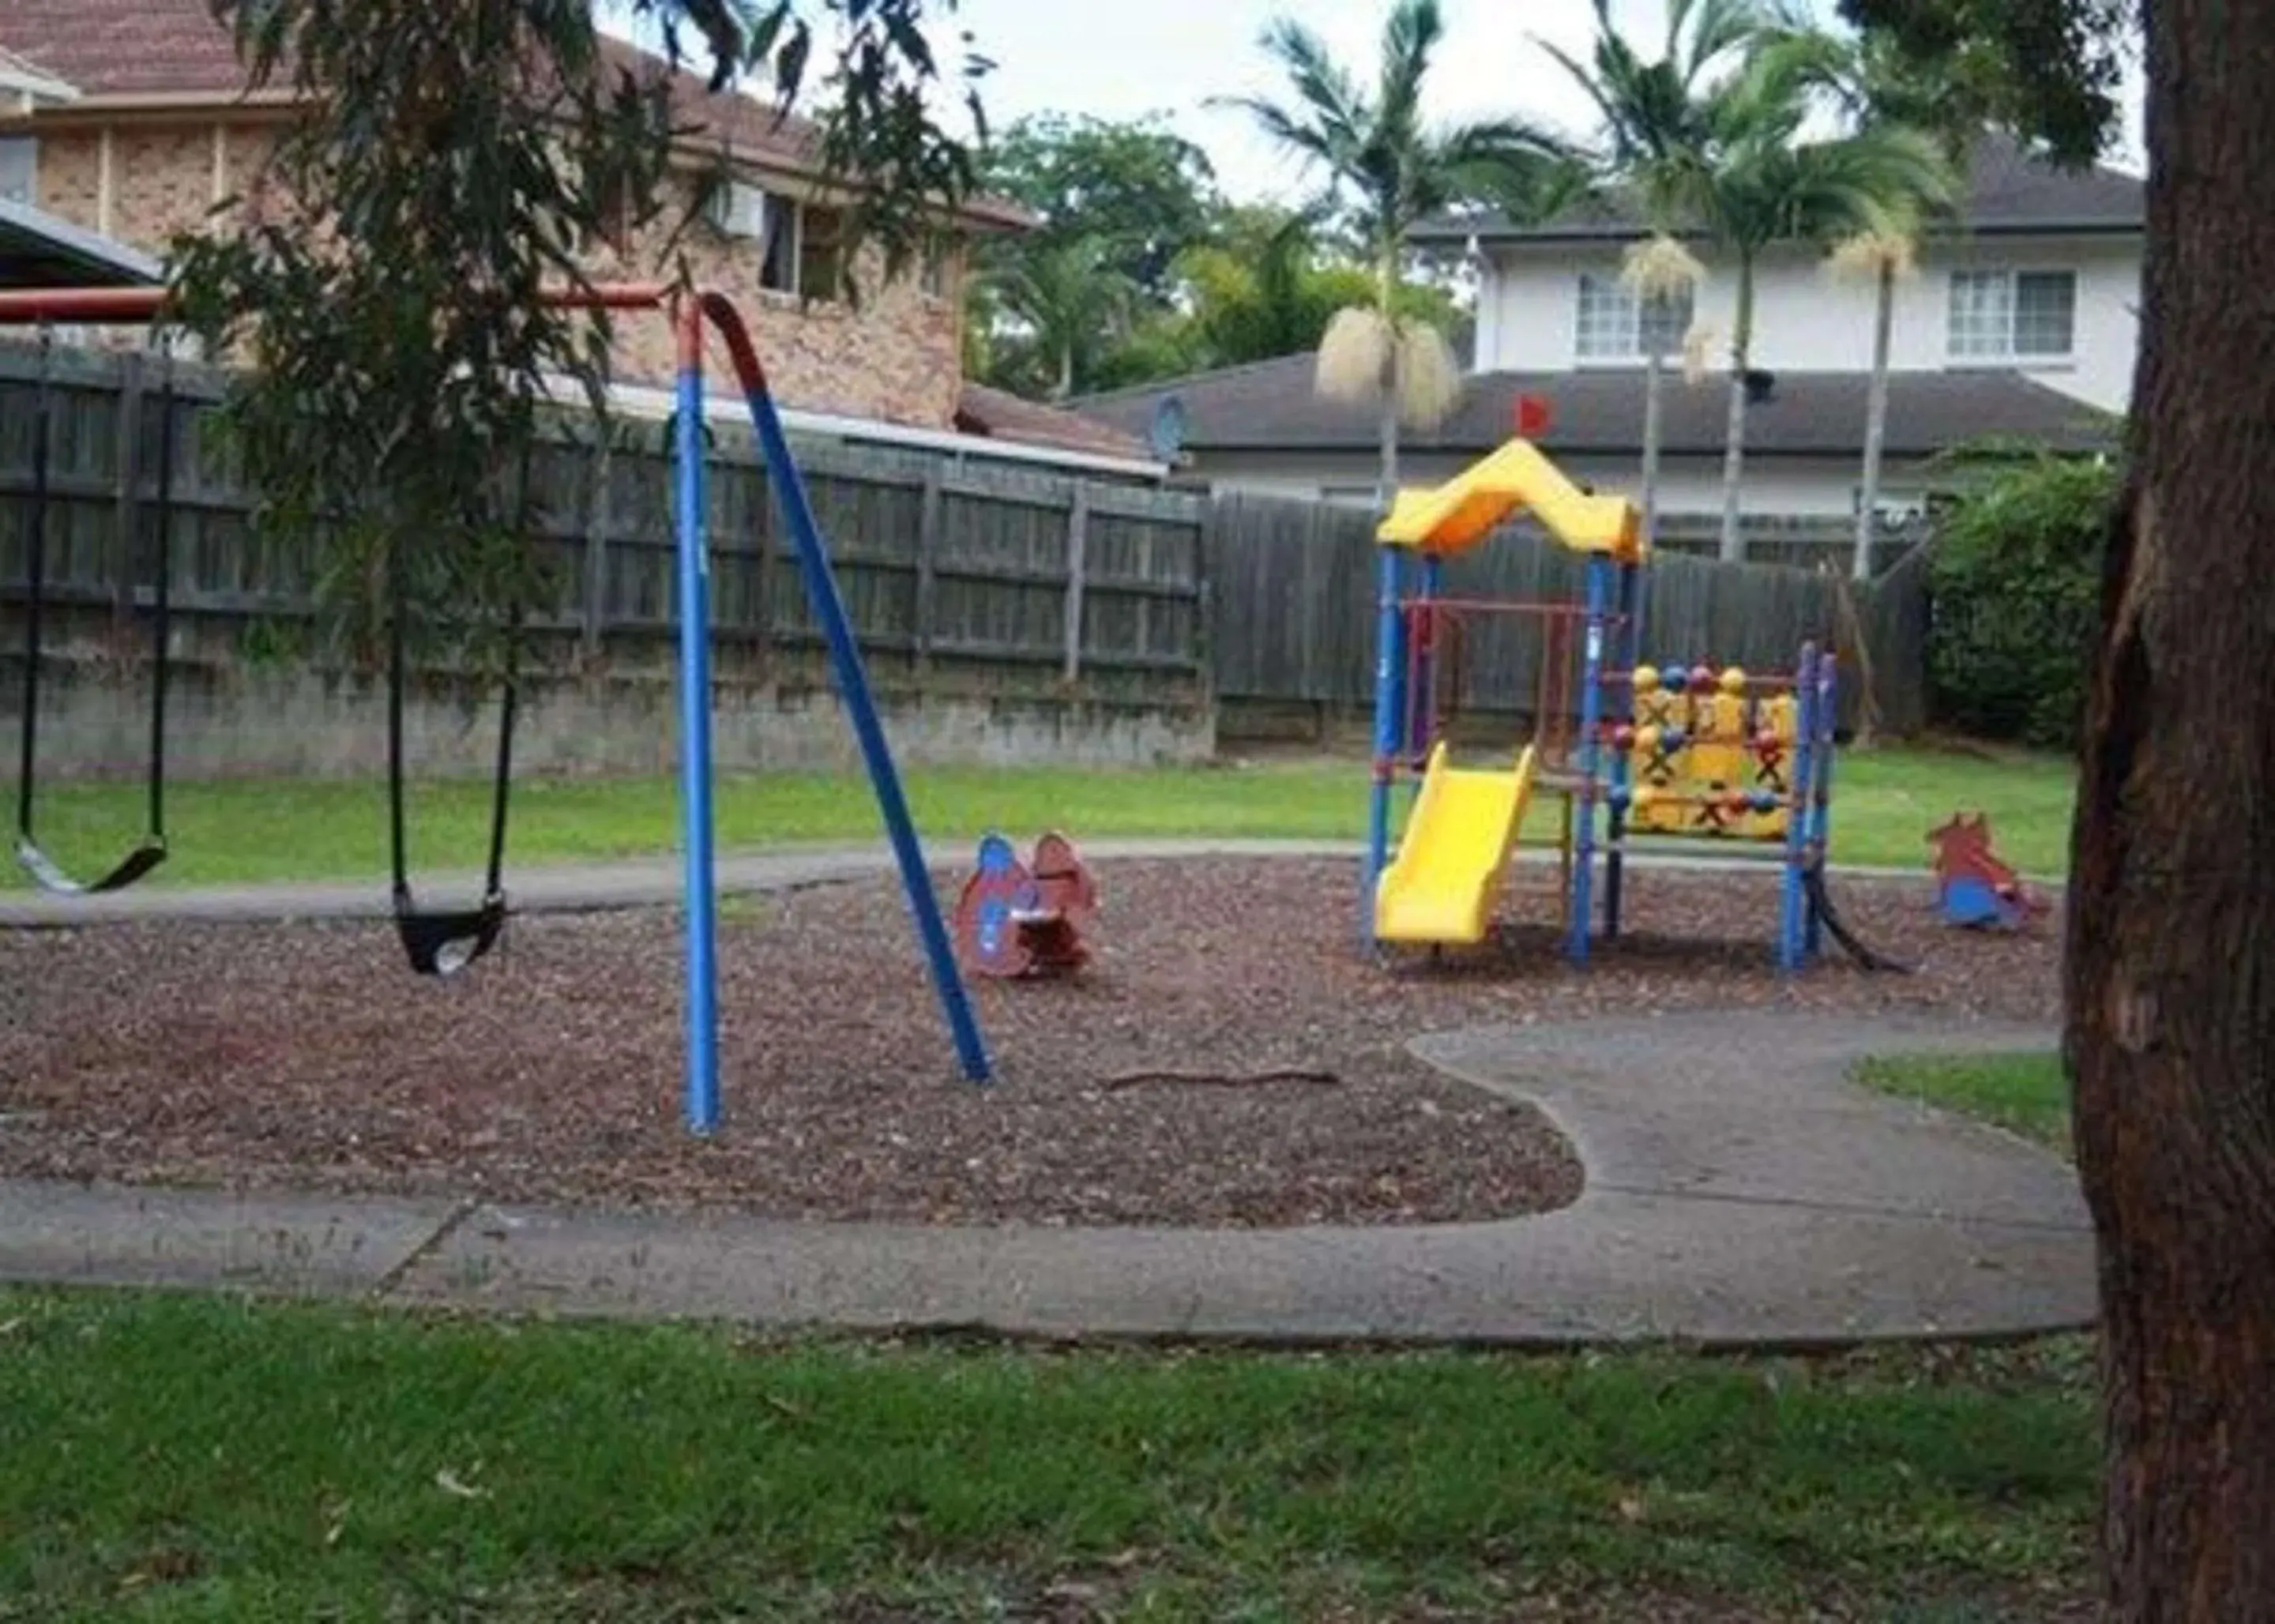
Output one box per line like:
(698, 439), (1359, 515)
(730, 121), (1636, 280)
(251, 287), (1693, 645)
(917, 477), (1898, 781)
(1374, 742), (1539, 945)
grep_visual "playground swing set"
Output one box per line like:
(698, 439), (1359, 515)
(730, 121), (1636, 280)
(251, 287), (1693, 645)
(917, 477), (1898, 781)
(1363, 436), (1896, 972)
(0, 281), (997, 1130)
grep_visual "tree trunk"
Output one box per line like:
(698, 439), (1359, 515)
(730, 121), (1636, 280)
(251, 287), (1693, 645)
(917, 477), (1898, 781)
(1854, 258), (1894, 582)
(1641, 348), (1664, 551)
(1375, 244), (1401, 515)
(1053, 340), (1074, 404)
(1717, 252), (1755, 562)
(2068, 1), (2275, 1616)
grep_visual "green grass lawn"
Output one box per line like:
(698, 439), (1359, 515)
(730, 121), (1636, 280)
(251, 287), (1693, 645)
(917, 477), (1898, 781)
(0, 1288), (2096, 1622)
(0, 742), (2076, 893)
(1855, 1052), (2072, 1157)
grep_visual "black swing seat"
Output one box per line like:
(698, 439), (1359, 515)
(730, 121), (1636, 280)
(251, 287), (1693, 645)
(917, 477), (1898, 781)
(393, 885), (507, 978)
(16, 834), (167, 897)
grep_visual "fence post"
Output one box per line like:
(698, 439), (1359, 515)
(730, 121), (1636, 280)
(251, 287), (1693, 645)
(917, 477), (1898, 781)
(914, 461), (942, 670)
(1194, 498), (1216, 690)
(111, 350), (145, 628)
(580, 435), (611, 658)
(1062, 482), (1090, 682)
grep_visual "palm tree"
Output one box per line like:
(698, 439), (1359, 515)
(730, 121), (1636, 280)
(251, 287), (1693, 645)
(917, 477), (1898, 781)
(1620, 233), (1707, 551)
(1218, 0), (1572, 512)
(1547, 2), (1954, 559)
(983, 235), (1136, 400)
(1826, 227), (1917, 580)
(1821, 45), (1977, 581)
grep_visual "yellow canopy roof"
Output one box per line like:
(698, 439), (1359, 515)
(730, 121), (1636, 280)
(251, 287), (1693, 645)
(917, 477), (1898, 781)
(1378, 439), (1645, 562)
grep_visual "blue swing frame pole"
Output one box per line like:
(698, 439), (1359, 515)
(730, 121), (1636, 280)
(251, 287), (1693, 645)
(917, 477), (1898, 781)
(698, 295), (992, 1084)
(1778, 642), (1819, 972)
(1363, 540), (1408, 945)
(1566, 554), (1612, 964)
(672, 309), (723, 1134)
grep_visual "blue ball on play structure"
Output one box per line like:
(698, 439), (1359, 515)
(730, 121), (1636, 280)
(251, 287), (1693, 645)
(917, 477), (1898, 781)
(1750, 790), (1781, 813)
(1660, 726), (1687, 750)
(1608, 785), (1633, 811)
(1660, 665), (1689, 694)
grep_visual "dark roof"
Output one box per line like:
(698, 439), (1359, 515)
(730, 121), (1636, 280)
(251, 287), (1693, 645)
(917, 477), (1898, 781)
(1417, 134), (2144, 246)
(1074, 352), (2119, 459)
(954, 382), (1155, 464)
(0, 196), (161, 288)
(0, 0), (1028, 230)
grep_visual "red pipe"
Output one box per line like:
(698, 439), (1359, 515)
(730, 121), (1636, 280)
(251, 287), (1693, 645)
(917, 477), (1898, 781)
(1402, 596), (1633, 622)
(0, 280), (671, 325)
(694, 289), (772, 398)
(675, 291), (704, 373)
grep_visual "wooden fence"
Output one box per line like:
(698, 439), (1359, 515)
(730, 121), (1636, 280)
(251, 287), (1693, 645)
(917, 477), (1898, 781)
(1653, 510), (1931, 577)
(1205, 490), (1931, 739)
(0, 341), (1211, 710)
(0, 339), (1935, 768)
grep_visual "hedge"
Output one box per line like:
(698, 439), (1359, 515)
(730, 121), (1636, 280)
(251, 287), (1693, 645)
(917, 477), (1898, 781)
(1928, 453), (2117, 750)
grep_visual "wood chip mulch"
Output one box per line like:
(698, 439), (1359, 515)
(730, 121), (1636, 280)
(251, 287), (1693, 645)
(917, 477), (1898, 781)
(0, 858), (2059, 1228)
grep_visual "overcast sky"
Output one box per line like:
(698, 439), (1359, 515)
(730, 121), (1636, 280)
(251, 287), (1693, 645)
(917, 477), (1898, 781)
(941, 0), (2145, 196)
(946, 0), (1649, 200)
(607, 1), (2145, 197)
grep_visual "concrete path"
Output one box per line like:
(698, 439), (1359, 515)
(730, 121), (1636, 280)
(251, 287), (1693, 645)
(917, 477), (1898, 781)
(0, 1012), (2092, 1346)
(0, 838), (1930, 928)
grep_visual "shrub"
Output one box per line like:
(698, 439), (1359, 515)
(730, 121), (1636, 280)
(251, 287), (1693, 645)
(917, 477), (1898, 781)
(1927, 453), (2117, 749)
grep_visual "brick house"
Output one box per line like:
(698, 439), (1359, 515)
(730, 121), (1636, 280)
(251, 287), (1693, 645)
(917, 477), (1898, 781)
(0, 0), (1092, 445)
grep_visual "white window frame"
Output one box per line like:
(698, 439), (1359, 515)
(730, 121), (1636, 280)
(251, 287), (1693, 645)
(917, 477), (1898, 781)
(705, 179), (770, 240)
(0, 136), (36, 206)
(1947, 268), (2078, 363)
(1574, 272), (1693, 363)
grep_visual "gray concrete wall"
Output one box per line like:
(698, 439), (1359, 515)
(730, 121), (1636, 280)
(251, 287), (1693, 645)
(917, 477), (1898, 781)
(9, 657), (1216, 782)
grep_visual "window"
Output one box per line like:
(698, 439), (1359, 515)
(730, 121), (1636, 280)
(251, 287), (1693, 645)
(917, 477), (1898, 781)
(919, 242), (951, 301)
(799, 205), (848, 302)
(757, 199), (797, 292)
(0, 137), (35, 205)
(1574, 273), (1692, 361)
(705, 179), (798, 292)
(1948, 269), (2076, 360)
(705, 179), (847, 299)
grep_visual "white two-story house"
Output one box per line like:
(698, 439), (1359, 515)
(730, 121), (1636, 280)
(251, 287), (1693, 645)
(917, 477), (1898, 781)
(1077, 136), (2136, 526)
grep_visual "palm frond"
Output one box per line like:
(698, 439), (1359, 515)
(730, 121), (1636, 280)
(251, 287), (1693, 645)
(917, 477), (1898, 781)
(1623, 233), (1707, 299)
(1257, 17), (1370, 157)
(1209, 93), (1348, 176)
(1375, 0), (1444, 157)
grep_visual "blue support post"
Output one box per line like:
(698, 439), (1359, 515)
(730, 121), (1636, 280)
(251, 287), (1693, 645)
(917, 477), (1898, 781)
(672, 358), (722, 1133)
(737, 370), (992, 1083)
(1778, 643), (1818, 972)
(1603, 558), (1641, 942)
(1566, 554), (1612, 964)
(1806, 653), (1840, 960)
(1363, 542), (1408, 943)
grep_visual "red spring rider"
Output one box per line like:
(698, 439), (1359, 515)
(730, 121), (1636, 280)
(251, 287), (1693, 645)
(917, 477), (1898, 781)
(953, 831), (1097, 978)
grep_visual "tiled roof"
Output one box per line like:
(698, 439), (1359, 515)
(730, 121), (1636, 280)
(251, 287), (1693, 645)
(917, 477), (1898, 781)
(2, 0), (250, 99)
(1074, 354), (2120, 459)
(1419, 134), (2144, 246)
(0, 0), (1028, 227)
(954, 382), (1156, 464)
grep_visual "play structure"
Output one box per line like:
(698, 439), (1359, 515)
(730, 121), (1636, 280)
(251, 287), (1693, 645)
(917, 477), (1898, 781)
(953, 832), (1098, 979)
(1929, 812), (2041, 930)
(0, 282), (993, 1128)
(1364, 438), (1872, 972)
